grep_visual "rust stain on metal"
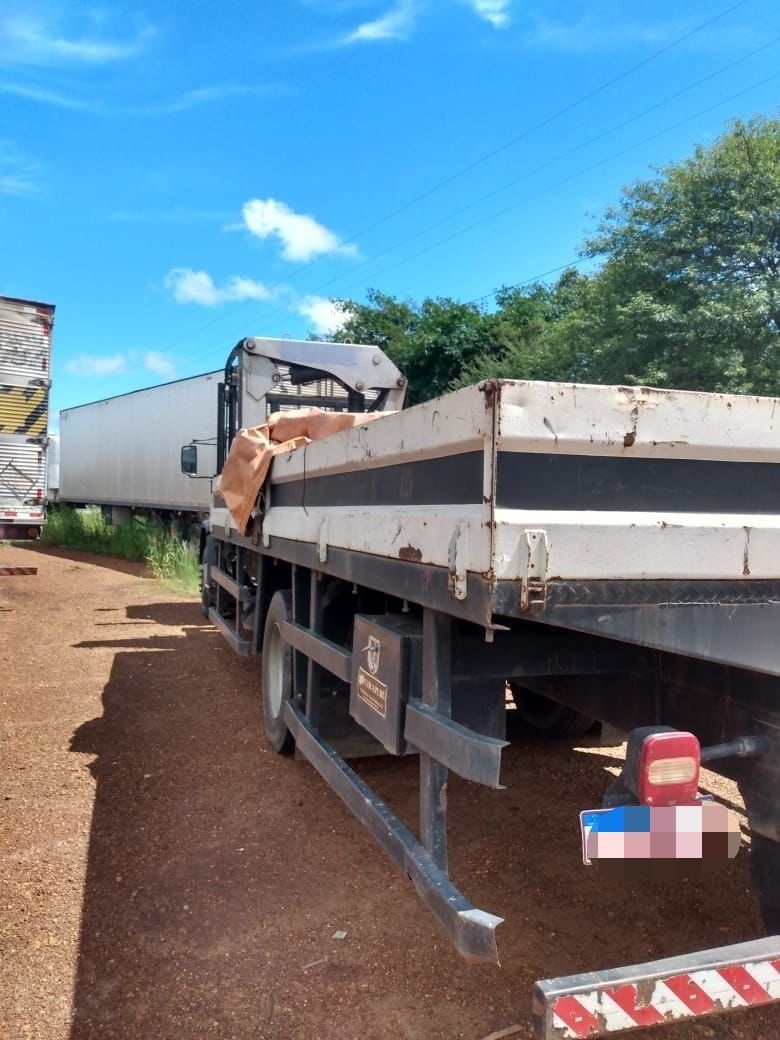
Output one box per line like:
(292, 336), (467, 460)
(481, 379), (499, 409)
(635, 979), (656, 1007)
(622, 403), (640, 449)
(398, 544), (422, 563)
(743, 526), (751, 576)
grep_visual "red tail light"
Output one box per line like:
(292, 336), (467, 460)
(638, 731), (700, 806)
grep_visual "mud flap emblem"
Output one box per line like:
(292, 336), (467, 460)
(366, 635), (381, 675)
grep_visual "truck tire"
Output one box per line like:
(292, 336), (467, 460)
(751, 832), (780, 934)
(200, 536), (216, 620)
(508, 682), (595, 738)
(261, 590), (295, 755)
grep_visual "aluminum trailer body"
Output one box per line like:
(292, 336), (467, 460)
(59, 371), (221, 523)
(46, 432), (59, 502)
(200, 339), (779, 1037)
(0, 295), (54, 540)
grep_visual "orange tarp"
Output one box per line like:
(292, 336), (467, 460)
(216, 408), (386, 534)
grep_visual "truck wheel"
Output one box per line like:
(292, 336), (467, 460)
(200, 536), (216, 620)
(262, 590), (295, 754)
(751, 833), (780, 934)
(508, 682), (595, 738)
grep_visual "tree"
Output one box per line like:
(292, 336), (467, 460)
(570, 115), (780, 393)
(330, 289), (495, 404)
(328, 115), (779, 399)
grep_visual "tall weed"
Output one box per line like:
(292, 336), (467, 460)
(43, 506), (199, 594)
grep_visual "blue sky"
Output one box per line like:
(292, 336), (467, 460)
(1, 0), (778, 423)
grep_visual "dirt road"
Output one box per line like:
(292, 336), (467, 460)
(1, 544), (777, 1040)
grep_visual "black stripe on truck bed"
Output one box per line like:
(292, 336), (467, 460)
(495, 452), (780, 513)
(270, 451), (485, 508)
(268, 450), (780, 513)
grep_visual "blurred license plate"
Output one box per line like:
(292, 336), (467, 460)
(580, 803), (740, 866)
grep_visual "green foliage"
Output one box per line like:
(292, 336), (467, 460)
(43, 506), (199, 594)
(575, 115), (780, 394)
(326, 115), (779, 399)
(145, 529), (201, 592)
(42, 505), (150, 558)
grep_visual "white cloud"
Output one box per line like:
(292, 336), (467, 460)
(144, 351), (177, 378)
(0, 80), (91, 109)
(134, 82), (289, 116)
(241, 198), (356, 262)
(0, 140), (40, 195)
(108, 207), (231, 225)
(521, 16), (764, 54)
(64, 353), (127, 377)
(343, 2), (417, 43)
(1, 16), (156, 66)
(297, 296), (346, 336)
(468, 1), (511, 29)
(0, 76), (285, 115)
(165, 268), (275, 306)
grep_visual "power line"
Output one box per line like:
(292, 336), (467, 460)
(171, 0), (754, 363)
(318, 70), (780, 300)
(467, 258), (591, 306)
(191, 64), (778, 354)
(328, 0), (752, 245)
(273, 35), (779, 304)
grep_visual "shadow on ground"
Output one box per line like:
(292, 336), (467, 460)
(16, 542), (151, 579)
(67, 601), (775, 1040)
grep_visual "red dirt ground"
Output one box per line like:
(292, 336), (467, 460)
(1, 544), (777, 1040)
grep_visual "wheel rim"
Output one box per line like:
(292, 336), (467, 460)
(266, 621), (286, 719)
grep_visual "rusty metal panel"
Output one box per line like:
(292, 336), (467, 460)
(0, 296), (53, 386)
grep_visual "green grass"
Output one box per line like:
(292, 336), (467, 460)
(42, 506), (200, 595)
(145, 528), (201, 593)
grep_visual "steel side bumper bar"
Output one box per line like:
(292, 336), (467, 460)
(284, 701), (503, 963)
(533, 935), (780, 1038)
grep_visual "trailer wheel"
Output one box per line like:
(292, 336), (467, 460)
(508, 682), (595, 738)
(261, 590), (295, 755)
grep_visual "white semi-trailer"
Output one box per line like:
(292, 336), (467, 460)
(184, 336), (780, 1038)
(58, 360), (369, 531)
(0, 294), (54, 540)
(59, 372), (221, 529)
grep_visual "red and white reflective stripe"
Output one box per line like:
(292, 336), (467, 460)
(534, 939), (780, 1039)
(0, 566), (38, 576)
(549, 961), (780, 1036)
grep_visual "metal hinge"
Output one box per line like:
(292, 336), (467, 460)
(520, 529), (548, 614)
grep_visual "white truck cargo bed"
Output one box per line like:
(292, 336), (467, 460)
(261, 379), (780, 585)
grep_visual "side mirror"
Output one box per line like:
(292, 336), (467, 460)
(180, 444), (198, 476)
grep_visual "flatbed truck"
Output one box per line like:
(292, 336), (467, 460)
(186, 335), (780, 1037)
